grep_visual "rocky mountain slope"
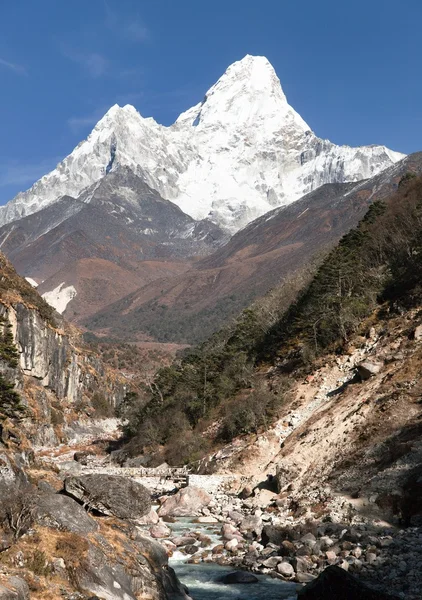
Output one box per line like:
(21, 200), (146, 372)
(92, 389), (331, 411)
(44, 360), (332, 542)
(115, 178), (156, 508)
(0, 168), (223, 319)
(0, 251), (127, 448)
(0, 252), (191, 600)
(85, 152), (422, 344)
(0, 56), (403, 234)
(119, 172), (422, 521)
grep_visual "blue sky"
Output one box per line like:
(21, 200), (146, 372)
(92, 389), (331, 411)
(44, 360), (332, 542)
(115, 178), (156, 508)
(0, 0), (421, 204)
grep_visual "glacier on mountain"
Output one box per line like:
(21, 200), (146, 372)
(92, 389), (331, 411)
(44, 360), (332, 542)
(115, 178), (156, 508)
(0, 55), (405, 232)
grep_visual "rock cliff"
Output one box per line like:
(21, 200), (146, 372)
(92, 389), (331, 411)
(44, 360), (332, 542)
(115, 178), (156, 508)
(0, 251), (126, 447)
(0, 252), (190, 599)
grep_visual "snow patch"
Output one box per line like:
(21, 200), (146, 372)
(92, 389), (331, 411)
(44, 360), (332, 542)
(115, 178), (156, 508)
(42, 283), (77, 314)
(25, 277), (38, 288)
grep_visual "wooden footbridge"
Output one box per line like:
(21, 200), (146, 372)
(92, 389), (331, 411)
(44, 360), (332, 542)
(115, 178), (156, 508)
(73, 464), (192, 491)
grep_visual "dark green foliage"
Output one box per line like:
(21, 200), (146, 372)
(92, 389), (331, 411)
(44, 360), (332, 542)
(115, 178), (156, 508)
(0, 315), (19, 368)
(218, 384), (284, 442)
(0, 315), (23, 419)
(122, 271), (310, 460)
(260, 179), (422, 364)
(124, 176), (422, 462)
(398, 171), (417, 188)
(0, 374), (24, 419)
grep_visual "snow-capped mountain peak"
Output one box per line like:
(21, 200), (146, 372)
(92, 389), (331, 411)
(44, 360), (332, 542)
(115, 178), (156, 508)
(0, 55), (406, 232)
(176, 54), (309, 135)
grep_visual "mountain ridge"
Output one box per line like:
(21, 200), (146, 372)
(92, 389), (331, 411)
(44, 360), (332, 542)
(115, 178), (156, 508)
(0, 55), (405, 232)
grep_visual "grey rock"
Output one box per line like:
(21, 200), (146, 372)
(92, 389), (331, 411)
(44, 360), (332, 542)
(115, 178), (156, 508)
(261, 556), (283, 568)
(64, 474), (151, 520)
(228, 510), (244, 524)
(297, 565), (400, 599)
(357, 361), (382, 380)
(293, 556), (311, 573)
(366, 552), (377, 565)
(239, 514), (263, 538)
(277, 561), (295, 577)
(158, 486), (211, 517)
(414, 324), (422, 340)
(296, 572), (317, 583)
(35, 492), (98, 534)
(149, 523), (171, 539)
(297, 544), (312, 556)
(220, 571), (259, 584)
(172, 536), (198, 547)
(0, 577), (29, 600)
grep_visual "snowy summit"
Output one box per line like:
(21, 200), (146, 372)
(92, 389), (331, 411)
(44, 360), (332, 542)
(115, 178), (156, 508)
(0, 55), (405, 232)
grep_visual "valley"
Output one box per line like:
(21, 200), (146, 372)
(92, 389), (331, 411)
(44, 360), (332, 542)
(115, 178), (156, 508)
(0, 44), (420, 600)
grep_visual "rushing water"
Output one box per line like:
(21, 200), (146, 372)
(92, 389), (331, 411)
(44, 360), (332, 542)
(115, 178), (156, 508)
(167, 517), (297, 600)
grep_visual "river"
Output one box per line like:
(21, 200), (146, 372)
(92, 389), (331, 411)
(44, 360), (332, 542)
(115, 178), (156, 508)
(167, 517), (298, 600)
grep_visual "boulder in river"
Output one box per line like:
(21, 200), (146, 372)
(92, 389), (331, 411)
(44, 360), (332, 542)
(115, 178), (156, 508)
(64, 474), (151, 520)
(149, 523), (171, 539)
(220, 571), (259, 584)
(158, 486), (211, 517)
(297, 565), (400, 599)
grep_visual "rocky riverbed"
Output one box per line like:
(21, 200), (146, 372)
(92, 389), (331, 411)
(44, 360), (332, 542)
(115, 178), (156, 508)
(139, 483), (422, 600)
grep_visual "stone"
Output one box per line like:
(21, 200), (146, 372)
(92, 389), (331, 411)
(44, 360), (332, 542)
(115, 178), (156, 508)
(0, 530), (12, 552)
(297, 545), (311, 556)
(296, 573), (317, 583)
(366, 552), (377, 565)
(297, 565), (400, 599)
(137, 508), (159, 525)
(0, 454), (27, 488)
(262, 556), (283, 568)
(320, 536), (334, 550)
(184, 545), (199, 555)
(0, 577), (29, 600)
(158, 486), (211, 517)
(220, 571), (259, 584)
(277, 561), (294, 577)
(293, 556), (311, 573)
(35, 492), (98, 534)
(225, 539), (238, 551)
(73, 450), (94, 465)
(172, 536), (198, 547)
(414, 324), (422, 341)
(221, 523), (240, 540)
(239, 485), (254, 499)
(239, 514), (263, 538)
(280, 540), (296, 557)
(357, 361), (382, 380)
(326, 550), (337, 564)
(261, 524), (287, 546)
(228, 510), (244, 524)
(339, 560), (349, 571)
(149, 523), (171, 539)
(64, 474), (151, 520)
(195, 516), (218, 523)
